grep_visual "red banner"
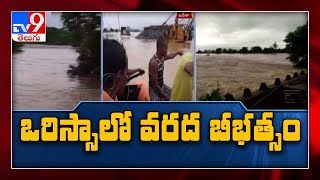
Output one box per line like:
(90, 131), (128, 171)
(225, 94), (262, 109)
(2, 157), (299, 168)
(176, 12), (193, 19)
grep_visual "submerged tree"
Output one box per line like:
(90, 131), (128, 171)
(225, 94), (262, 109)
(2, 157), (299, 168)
(284, 23), (308, 68)
(272, 41), (278, 50)
(61, 12), (101, 77)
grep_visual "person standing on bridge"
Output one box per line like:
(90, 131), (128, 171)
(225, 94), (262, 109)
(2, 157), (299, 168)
(149, 36), (183, 101)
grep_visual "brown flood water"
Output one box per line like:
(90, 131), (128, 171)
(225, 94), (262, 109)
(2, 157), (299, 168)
(105, 32), (194, 87)
(196, 53), (307, 99)
(13, 44), (100, 110)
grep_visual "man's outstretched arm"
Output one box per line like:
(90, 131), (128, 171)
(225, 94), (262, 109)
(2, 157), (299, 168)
(164, 51), (183, 61)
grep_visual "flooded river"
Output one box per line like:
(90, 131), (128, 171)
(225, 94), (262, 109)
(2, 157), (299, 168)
(196, 53), (307, 99)
(13, 44), (100, 110)
(105, 32), (194, 87)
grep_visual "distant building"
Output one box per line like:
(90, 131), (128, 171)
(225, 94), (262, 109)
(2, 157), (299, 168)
(121, 26), (131, 36)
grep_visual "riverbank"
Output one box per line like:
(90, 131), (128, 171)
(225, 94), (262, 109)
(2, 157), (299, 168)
(196, 53), (307, 99)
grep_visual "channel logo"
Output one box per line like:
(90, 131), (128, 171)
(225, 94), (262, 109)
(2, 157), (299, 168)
(176, 12), (193, 19)
(12, 12), (46, 42)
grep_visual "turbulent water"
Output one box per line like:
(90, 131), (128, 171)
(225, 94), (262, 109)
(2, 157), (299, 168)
(196, 53), (307, 99)
(13, 44), (100, 110)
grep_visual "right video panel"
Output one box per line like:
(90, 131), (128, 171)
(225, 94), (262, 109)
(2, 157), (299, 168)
(196, 12), (308, 109)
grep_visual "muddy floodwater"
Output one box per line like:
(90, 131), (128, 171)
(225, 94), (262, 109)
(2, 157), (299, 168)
(13, 44), (100, 110)
(196, 53), (307, 99)
(105, 32), (194, 87)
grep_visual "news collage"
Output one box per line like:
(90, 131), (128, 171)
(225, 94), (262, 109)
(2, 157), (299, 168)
(12, 11), (309, 169)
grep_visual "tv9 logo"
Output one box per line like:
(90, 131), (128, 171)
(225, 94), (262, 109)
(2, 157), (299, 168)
(12, 12), (46, 42)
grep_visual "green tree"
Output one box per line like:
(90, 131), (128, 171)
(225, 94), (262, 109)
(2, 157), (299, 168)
(204, 50), (211, 54)
(61, 12), (101, 77)
(263, 47), (273, 53)
(284, 23), (308, 68)
(197, 50), (203, 54)
(239, 47), (249, 54)
(215, 48), (222, 54)
(45, 27), (73, 45)
(272, 41), (278, 50)
(250, 46), (262, 53)
(199, 82), (223, 101)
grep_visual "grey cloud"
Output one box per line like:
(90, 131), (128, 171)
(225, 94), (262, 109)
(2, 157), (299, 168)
(196, 12), (307, 50)
(46, 12), (63, 28)
(104, 12), (189, 30)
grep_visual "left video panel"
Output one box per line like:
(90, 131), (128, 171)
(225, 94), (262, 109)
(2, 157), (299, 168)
(12, 12), (102, 110)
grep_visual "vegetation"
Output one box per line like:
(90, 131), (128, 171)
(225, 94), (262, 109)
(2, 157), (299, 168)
(61, 13), (101, 77)
(197, 42), (286, 54)
(198, 82), (223, 101)
(45, 27), (74, 45)
(197, 23), (308, 69)
(284, 23), (308, 68)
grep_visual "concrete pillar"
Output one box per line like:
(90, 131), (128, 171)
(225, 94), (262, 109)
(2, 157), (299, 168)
(243, 88), (252, 98)
(259, 83), (268, 90)
(286, 75), (292, 80)
(224, 93), (235, 101)
(274, 78), (281, 85)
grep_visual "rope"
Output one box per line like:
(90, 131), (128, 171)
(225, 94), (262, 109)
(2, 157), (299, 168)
(249, 84), (283, 109)
(163, 12), (175, 24)
(178, 18), (184, 24)
(189, 17), (194, 27)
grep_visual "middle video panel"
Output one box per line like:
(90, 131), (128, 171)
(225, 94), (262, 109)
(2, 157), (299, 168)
(103, 12), (195, 101)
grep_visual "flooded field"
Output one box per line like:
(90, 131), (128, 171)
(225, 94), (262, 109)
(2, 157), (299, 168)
(13, 44), (100, 110)
(196, 53), (307, 99)
(105, 32), (194, 87)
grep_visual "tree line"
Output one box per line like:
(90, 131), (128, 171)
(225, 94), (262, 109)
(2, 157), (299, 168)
(103, 28), (141, 33)
(197, 42), (286, 54)
(198, 23), (308, 69)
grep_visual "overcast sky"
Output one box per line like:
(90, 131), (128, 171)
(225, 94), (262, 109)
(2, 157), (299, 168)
(103, 12), (189, 30)
(46, 12), (63, 28)
(197, 12), (308, 50)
